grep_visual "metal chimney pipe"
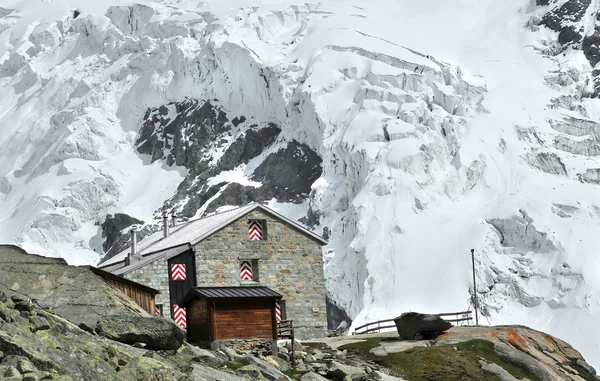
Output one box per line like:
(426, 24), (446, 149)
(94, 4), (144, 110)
(130, 226), (138, 260)
(163, 214), (169, 238)
(171, 212), (177, 228)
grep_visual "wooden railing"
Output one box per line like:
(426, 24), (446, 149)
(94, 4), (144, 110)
(352, 310), (473, 335)
(277, 319), (294, 339)
(277, 319), (295, 365)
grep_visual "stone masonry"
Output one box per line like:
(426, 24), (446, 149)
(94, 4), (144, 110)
(193, 209), (328, 339)
(125, 260), (172, 319)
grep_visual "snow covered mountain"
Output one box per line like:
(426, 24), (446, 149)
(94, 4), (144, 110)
(2, 0), (600, 368)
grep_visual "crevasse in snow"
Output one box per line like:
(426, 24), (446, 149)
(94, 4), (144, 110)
(2, 0), (600, 369)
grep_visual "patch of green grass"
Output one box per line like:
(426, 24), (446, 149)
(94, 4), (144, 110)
(339, 339), (542, 381)
(340, 337), (384, 352)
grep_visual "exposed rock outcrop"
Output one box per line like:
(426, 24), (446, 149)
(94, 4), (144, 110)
(135, 99), (321, 216)
(326, 361), (366, 381)
(0, 245), (148, 330)
(100, 213), (145, 262)
(304, 325), (599, 381)
(0, 289), (181, 380)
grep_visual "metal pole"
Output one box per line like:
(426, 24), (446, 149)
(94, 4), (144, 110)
(471, 249), (479, 326)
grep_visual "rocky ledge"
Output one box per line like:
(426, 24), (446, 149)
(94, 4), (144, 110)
(303, 325), (599, 381)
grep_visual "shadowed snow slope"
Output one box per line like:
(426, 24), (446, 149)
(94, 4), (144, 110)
(1, 0), (600, 368)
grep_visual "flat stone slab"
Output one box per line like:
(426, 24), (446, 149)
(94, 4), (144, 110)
(370, 339), (429, 356)
(0, 245), (149, 329)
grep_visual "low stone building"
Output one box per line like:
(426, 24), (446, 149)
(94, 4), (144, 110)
(97, 202), (329, 339)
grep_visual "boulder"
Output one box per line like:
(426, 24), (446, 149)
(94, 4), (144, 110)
(265, 355), (292, 372)
(284, 339), (304, 352)
(312, 349), (325, 360)
(239, 355), (290, 380)
(192, 363), (248, 381)
(394, 312), (452, 340)
(95, 315), (184, 350)
(327, 360), (366, 381)
(300, 372), (329, 381)
(239, 364), (267, 380)
(186, 344), (228, 368)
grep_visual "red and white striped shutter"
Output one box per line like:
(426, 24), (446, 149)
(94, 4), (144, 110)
(248, 220), (263, 241)
(171, 264), (187, 281)
(275, 302), (282, 322)
(173, 304), (187, 328)
(240, 261), (253, 281)
(155, 305), (161, 316)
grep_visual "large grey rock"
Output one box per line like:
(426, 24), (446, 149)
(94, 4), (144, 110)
(300, 372), (329, 381)
(95, 315), (184, 350)
(192, 363), (248, 381)
(240, 355), (290, 381)
(0, 245), (149, 329)
(493, 342), (557, 381)
(117, 357), (187, 380)
(284, 339), (304, 352)
(375, 371), (409, 381)
(479, 360), (519, 381)
(576, 359), (597, 376)
(327, 360), (366, 381)
(0, 306), (122, 380)
(265, 355), (292, 372)
(393, 312), (452, 340)
(186, 344), (228, 368)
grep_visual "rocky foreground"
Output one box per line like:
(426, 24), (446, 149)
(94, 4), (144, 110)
(0, 245), (598, 380)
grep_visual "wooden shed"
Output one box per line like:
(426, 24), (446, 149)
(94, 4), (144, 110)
(179, 286), (282, 344)
(85, 266), (159, 315)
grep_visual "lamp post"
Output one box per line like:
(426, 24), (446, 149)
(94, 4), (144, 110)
(471, 248), (479, 326)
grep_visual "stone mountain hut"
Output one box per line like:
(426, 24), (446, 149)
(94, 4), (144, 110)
(97, 202), (329, 339)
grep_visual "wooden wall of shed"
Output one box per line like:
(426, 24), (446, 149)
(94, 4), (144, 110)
(103, 277), (155, 314)
(188, 298), (209, 344)
(213, 299), (274, 340)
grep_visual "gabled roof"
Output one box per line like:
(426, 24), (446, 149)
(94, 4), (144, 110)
(180, 286), (282, 307)
(97, 202), (328, 275)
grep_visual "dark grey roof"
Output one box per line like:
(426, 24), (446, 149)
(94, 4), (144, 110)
(98, 202), (329, 273)
(181, 286), (282, 306)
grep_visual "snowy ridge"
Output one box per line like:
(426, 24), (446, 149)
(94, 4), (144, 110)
(2, 0), (600, 368)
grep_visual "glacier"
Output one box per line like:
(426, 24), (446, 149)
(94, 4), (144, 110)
(2, 0), (600, 368)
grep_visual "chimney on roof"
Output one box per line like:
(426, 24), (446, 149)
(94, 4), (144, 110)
(163, 213), (170, 238)
(129, 226), (138, 263)
(171, 212), (177, 228)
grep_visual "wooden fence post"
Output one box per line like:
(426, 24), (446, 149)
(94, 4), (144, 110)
(291, 320), (295, 366)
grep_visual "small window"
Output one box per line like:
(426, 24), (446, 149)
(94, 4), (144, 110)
(155, 304), (163, 316)
(240, 259), (260, 282)
(248, 220), (266, 241)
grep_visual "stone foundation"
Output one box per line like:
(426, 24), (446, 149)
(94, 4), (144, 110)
(211, 338), (276, 357)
